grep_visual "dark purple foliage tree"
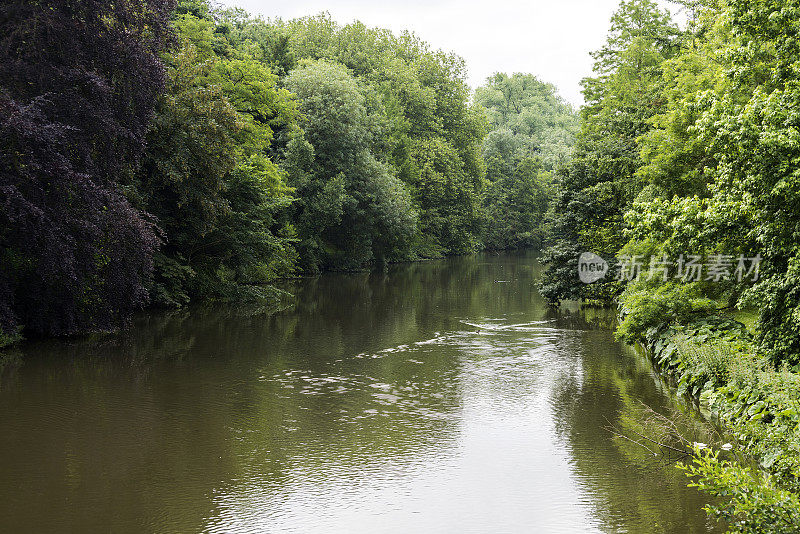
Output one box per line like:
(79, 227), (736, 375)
(0, 0), (174, 340)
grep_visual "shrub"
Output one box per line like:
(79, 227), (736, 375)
(680, 449), (800, 534)
(617, 279), (716, 344)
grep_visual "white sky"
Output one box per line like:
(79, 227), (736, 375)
(216, 0), (685, 108)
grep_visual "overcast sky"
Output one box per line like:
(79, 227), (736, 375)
(216, 0), (685, 108)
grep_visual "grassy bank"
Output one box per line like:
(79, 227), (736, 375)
(634, 313), (800, 532)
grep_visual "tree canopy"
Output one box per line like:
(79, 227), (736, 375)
(0, 0), (174, 340)
(0, 0), (576, 342)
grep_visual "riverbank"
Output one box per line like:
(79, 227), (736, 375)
(633, 312), (800, 531)
(0, 248), (541, 352)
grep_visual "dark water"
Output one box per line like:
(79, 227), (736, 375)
(0, 252), (721, 533)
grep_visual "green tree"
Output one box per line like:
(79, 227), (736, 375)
(282, 60), (417, 270)
(135, 12), (298, 305)
(475, 72), (578, 170)
(618, 0), (800, 365)
(0, 0), (172, 342)
(687, 0), (800, 364)
(539, 0), (679, 303)
(221, 13), (487, 257)
(475, 73), (577, 250)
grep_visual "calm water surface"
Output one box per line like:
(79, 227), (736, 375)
(0, 252), (721, 533)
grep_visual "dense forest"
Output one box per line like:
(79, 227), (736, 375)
(4, 0), (800, 530)
(0, 0), (575, 343)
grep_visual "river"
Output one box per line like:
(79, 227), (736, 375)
(0, 251), (722, 533)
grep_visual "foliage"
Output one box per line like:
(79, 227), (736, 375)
(681, 449), (800, 533)
(534, 0), (800, 526)
(634, 5), (730, 198)
(2, 0), (567, 341)
(0, 328), (21, 350)
(282, 60), (417, 270)
(135, 11), (299, 305)
(219, 12), (488, 258)
(616, 280), (717, 343)
(538, 0), (679, 304)
(475, 73), (577, 250)
(616, 0), (800, 365)
(482, 152), (553, 250)
(645, 316), (800, 529)
(0, 0), (173, 338)
(474, 73), (578, 171)
(647, 316), (752, 393)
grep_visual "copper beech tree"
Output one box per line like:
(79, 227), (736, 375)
(0, 0), (174, 341)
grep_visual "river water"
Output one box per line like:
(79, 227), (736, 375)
(0, 251), (721, 533)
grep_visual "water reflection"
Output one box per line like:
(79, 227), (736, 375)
(0, 252), (721, 533)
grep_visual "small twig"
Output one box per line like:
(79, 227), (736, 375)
(604, 425), (658, 456)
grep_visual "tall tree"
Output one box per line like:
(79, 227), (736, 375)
(0, 0), (174, 342)
(475, 73), (578, 171)
(538, 0), (679, 304)
(220, 13), (487, 257)
(135, 11), (299, 306)
(475, 72), (578, 249)
(702, 0), (800, 364)
(282, 60), (417, 270)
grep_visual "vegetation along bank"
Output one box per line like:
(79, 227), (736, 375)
(4, 0), (800, 531)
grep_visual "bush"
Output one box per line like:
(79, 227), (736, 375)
(617, 279), (716, 343)
(680, 449), (800, 534)
(640, 315), (800, 526)
(0, 327), (22, 349)
(674, 335), (739, 387)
